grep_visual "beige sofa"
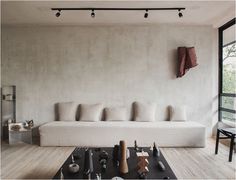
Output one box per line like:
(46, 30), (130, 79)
(39, 102), (206, 147)
(39, 121), (206, 147)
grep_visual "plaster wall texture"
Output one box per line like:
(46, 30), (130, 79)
(2, 25), (218, 136)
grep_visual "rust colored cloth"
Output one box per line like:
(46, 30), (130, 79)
(177, 47), (198, 78)
(185, 47), (198, 69)
(177, 47), (187, 77)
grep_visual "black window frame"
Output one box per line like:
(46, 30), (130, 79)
(218, 18), (236, 122)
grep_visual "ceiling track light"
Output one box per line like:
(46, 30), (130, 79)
(91, 9), (95, 18)
(178, 9), (183, 18)
(51, 7), (185, 18)
(55, 10), (61, 17)
(144, 9), (148, 18)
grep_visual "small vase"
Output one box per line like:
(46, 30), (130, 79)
(119, 140), (129, 174)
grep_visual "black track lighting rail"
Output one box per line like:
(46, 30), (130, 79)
(52, 7), (185, 18)
(51, 7), (186, 11)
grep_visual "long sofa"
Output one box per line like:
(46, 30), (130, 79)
(39, 102), (206, 147)
(39, 121), (206, 147)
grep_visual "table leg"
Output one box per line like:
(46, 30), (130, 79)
(215, 129), (220, 154)
(229, 136), (234, 162)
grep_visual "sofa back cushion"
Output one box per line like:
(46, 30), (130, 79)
(170, 106), (187, 121)
(133, 102), (156, 122)
(58, 102), (78, 121)
(79, 103), (103, 122)
(105, 107), (128, 121)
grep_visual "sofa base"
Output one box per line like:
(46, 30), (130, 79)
(39, 121), (206, 147)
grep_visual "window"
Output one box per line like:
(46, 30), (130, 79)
(219, 18), (236, 122)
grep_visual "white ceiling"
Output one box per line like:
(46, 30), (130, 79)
(2, 1), (235, 27)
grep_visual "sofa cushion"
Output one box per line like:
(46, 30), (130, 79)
(105, 107), (127, 121)
(133, 102), (156, 122)
(57, 102), (78, 121)
(79, 103), (103, 122)
(170, 106), (187, 121)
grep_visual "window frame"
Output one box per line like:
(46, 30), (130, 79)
(218, 18), (236, 122)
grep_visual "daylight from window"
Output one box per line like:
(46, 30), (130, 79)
(222, 41), (236, 122)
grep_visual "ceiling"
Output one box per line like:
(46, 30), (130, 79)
(2, 1), (235, 27)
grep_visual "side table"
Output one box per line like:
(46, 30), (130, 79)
(8, 123), (33, 145)
(215, 128), (236, 162)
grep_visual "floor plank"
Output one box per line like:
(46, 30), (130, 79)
(161, 138), (236, 179)
(1, 138), (235, 179)
(1, 142), (74, 179)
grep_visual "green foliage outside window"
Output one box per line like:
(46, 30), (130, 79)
(222, 43), (236, 122)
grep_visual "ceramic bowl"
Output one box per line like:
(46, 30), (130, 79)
(68, 163), (80, 173)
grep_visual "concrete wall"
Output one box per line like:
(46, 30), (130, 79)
(1, 25), (218, 136)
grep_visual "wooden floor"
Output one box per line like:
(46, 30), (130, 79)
(1, 138), (235, 179)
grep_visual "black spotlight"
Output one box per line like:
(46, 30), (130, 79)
(178, 10), (183, 18)
(144, 9), (148, 18)
(91, 9), (95, 18)
(55, 10), (61, 17)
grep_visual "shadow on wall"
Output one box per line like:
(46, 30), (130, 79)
(166, 106), (172, 121)
(54, 103), (59, 121)
(131, 102), (135, 121)
(169, 48), (178, 79)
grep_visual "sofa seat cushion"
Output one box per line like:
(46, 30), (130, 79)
(105, 107), (128, 121)
(79, 103), (103, 122)
(170, 106), (187, 121)
(39, 121), (206, 147)
(57, 102), (78, 121)
(133, 102), (156, 122)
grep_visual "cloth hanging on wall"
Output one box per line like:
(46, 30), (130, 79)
(177, 47), (198, 78)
